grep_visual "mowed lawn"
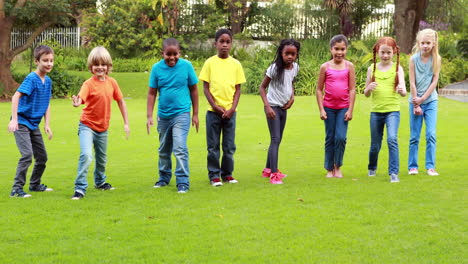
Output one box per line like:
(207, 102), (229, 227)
(0, 83), (466, 262)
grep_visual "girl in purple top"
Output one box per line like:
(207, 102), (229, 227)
(316, 35), (356, 178)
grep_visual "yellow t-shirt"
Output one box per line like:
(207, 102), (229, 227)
(199, 55), (246, 111)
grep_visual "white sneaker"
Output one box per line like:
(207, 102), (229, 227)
(427, 169), (439, 176)
(368, 170), (376, 177)
(390, 174), (400, 183)
(210, 178), (223, 186)
(408, 168), (419, 175)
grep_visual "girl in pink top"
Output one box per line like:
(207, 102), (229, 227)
(316, 34), (356, 178)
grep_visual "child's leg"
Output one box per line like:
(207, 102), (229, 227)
(368, 112), (385, 171)
(157, 117), (174, 184)
(220, 112), (237, 179)
(93, 130), (109, 187)
(323, 107), (337, 171)
(266, 107), (283, 173)
(422, 101), (438, 170)
(385, 111), (400, 175)
(74, 123), (94, 194)
(408, 103), (423, 170)
(333, 108), (349, 169)
(172, 113), (191, 188)
(12, 125), (34, 190)
(206, 111), (222, 180)
(29, 128), (48, 188)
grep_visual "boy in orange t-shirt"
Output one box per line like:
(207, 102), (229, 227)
(71, 46), (130, 200)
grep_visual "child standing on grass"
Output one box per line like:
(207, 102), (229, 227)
(364, 37), (406, 183)
(316, 35), (356, 178)
(259, 39), (300, 185)
(147, 38), (199, 194)
(71, 46), (130, 200)
(8, 45), (54, 198)
(408, 29), (441, 177)
(199, 28), (246, 187)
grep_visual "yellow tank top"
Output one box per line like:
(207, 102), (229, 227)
(371, 64), (400, 112)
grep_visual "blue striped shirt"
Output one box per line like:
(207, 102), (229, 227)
(17, 72), (52, 130)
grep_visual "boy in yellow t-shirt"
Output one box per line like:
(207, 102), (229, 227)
(199, 29), (246, 187)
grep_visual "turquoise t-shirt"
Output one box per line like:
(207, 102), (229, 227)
(408, 52), (438, 105)
(149, 58), (198, 119)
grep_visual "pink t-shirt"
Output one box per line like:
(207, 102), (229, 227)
(323, 61), (350, 109)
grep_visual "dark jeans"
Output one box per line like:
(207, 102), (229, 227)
(266, 107), (287, 173)
(12, 124), (48, 190)
(323, 107), (349, 171)
(206, 111), (236, 180)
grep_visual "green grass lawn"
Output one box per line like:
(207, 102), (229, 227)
(0, 87), (467, 262)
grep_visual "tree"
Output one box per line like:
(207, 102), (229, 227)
(218, 0), (251, 34)
(323, 0), (353, 37)
(0, 0), (95, 95)
(393, 0), (428, 53)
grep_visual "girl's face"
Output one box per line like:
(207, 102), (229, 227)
(215, 34), (232, 58)
(35, 53), (54, 74)
(163, 45), (180, 67)
(419, 34), (435, 55)
(330, 41), (347, 62)
(281, 45), (298, 67)
(91, 63), (108, 79)
(378, 44), (394, 63)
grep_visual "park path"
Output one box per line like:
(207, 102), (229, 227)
(439, 80), (468, 103)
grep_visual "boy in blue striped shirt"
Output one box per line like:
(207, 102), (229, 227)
(8, 45), (55, 198)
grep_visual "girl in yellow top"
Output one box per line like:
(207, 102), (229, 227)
(199, 29), (246, 187)
(364, 37), (406, 183)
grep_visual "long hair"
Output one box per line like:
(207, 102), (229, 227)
(270, 39), (301, 85)
(412, 29), (441, 74)
(371, 37), (400, 91)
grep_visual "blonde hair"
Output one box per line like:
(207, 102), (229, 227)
(412, 29), (441, 74)
(87, 46), (113, 74)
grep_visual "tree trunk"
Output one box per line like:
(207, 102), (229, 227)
(0, 18), (18, 95)
(394, 0), (428, 53)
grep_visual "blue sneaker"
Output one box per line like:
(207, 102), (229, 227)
(71, 191), (84, 200)
(368, 170), (377, 177)
(154, 181), (168, 188)
(390, 174), (400, 183)
(177, 185), (189, 194)
(10, 189), (32, 198)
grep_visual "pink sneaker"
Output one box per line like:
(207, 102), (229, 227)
(270, 172), (283, 184)
(427, 169), (439, 176)
(408, 168), (418, 175)
(276, 169), (287, 178)
(262, 168), (271, 178)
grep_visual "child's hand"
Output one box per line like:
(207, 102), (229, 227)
(265, 105), (276, 119)
(8, 119), (18, 133)
(72, 95), (82, 107)
(213, 105), (225, 115)
(344, 110), (353, 121)
(413, 105), (423, 116)
(367, 82), (378, 93)
(222, 108), (235, 119)
(396, 85), (406, 96)
(192, 114), (199, 133)
(124, 124), (130, 139)
(282, 98), (294, 110)
(146, 118), (153, 135)
(320, 109), (327, 120)
(412, 97), (423, 105)
(44, 126), (53, 140)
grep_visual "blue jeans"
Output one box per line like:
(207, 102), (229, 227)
(368, 112), (400, 175)
(323, 107), (348, 171)
(408, 100), (438, 170)
(157, 112), (190, 188)
(206, 111), (236, 180)
(74, 123), (108, 194)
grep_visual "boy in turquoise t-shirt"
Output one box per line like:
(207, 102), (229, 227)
(147, 38), (199, 193)
(199, 29), (246, 187)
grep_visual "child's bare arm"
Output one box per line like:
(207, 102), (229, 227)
(117, 98), (130, 139)
(71, 95), (82, 107)
(203, 81), (225, 114)
(397, 65), (407, 97)
(345, 63), (356, 121)
(43, 104), (53, 140)
(364, 66), (376, 97)
(259, 76), (276, 119)
(315, 64), (327, 120)
(8, 91), (22, 132)
(146, 87), (157, 135)
(189, 84), (199, 132)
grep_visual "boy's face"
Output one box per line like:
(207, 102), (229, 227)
(35, 53), (54, 74)
(91, 63), (109, 79)
(215, 34), (232, 59)
(163, 45), (180, 67)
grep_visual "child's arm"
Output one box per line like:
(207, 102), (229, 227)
(71, 95), (82, 107)
(315, 64), (327, 120)
(259, 75), (276, 119)
(203, 81), (225, 114)
(117, 98), (130, 139)
(189, 84), (199, 132)
(363, 66), (377, 97)
(223, 84), (240, 119)
(413, 57), (441, 105)
(396, 65), (407, 97)
(43, 104), (53, 140)
(8, 91), (23, 133)
(345, 62), (356, 121)
(146, 87), (157, 135)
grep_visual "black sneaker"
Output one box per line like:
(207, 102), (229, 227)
(71, 191), (84, 200)
(95, 182), (115, 190)
(29, 184), (53, 192)
(10, 189), (32, 198)
(177, 185), (189, 193)
(154, 181), (168, 188)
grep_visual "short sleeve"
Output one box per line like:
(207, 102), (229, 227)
(235, 62), (246, 84)
(78, 81), (90, 103)
(112, 79), (124, 101)
(187, 62), (199, 86)
(149, 64), (158, 89)
(17, 75), (34, 95)
(266, 64), (275, 79)
(198, 59), (211, 83)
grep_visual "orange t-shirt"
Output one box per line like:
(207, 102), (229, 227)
(79, 76), (123, 132)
